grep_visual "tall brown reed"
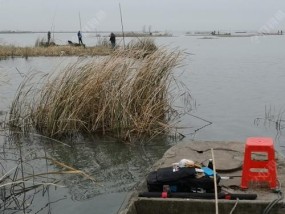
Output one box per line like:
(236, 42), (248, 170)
(35, 37), (46, 47)
(8, 46), (190, 142)
(122, 37), (158, 58)
(126, 37), (157, 52)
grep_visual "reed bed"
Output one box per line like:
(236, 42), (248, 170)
(96, 36), (110, 47)
(8, 46), (191, 142)
(35, 37), (48, 47)
(0, 38), (157, 59)
(0, 45), (112, 59)
(121, 37), (158, 58)
(126, 37), (157, 51)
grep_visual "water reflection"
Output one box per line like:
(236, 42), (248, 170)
(48, 135), (175, 200)
(0, 133), (64, 213)
(0, 132), (175, 213)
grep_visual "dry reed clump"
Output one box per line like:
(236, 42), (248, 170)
(8, 47), (191, 142)
(35, 37), (47, 47)
(127, 37), (157, 51)
(122, 37), (158, 58)
(96, 36), (110, 47)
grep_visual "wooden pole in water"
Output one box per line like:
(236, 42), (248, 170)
(119, 3), (125, 49)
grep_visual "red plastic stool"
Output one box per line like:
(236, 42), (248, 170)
(241, 137), (277, 190)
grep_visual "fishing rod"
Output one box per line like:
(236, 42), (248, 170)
(138, 192), (257, 200)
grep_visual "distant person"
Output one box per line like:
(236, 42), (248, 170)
(47, 31), (51, 44)
(110, 32), (116, 48)
(281, 30), (283, 35)
(77, 31), (83, 45)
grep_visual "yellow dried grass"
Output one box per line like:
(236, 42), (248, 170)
(8, 45), (191, 142)
(0, 45), (111, 59)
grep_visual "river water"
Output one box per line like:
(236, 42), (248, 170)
(1, 33), (285, 213)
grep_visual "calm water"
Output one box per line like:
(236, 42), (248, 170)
(1, 33), (285, 213)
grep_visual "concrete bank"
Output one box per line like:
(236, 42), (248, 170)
(119, 141), (285, 214)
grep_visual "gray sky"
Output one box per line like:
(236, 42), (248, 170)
(0, 0), (285, 32)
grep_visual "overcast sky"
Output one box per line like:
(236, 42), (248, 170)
(0, 0), (285, 32)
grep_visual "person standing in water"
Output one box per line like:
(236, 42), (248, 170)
(110, 32), (116, 48)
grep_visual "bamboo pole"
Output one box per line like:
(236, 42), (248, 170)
(51, 11), (57, 40)
(79, 12), (82, 31)
(119, 3), (125, 49)
(211, 148), (219, 214)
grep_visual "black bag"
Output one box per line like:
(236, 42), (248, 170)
(146, 167), (220, 193)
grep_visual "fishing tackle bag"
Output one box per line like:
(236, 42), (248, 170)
(146, 167), (220, 193)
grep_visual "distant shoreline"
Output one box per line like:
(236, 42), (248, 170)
(0, 31), (173, 39)
(0, 30), (170, 34)
(185, 33), (284, 38)
(0, 31), (102, 34)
